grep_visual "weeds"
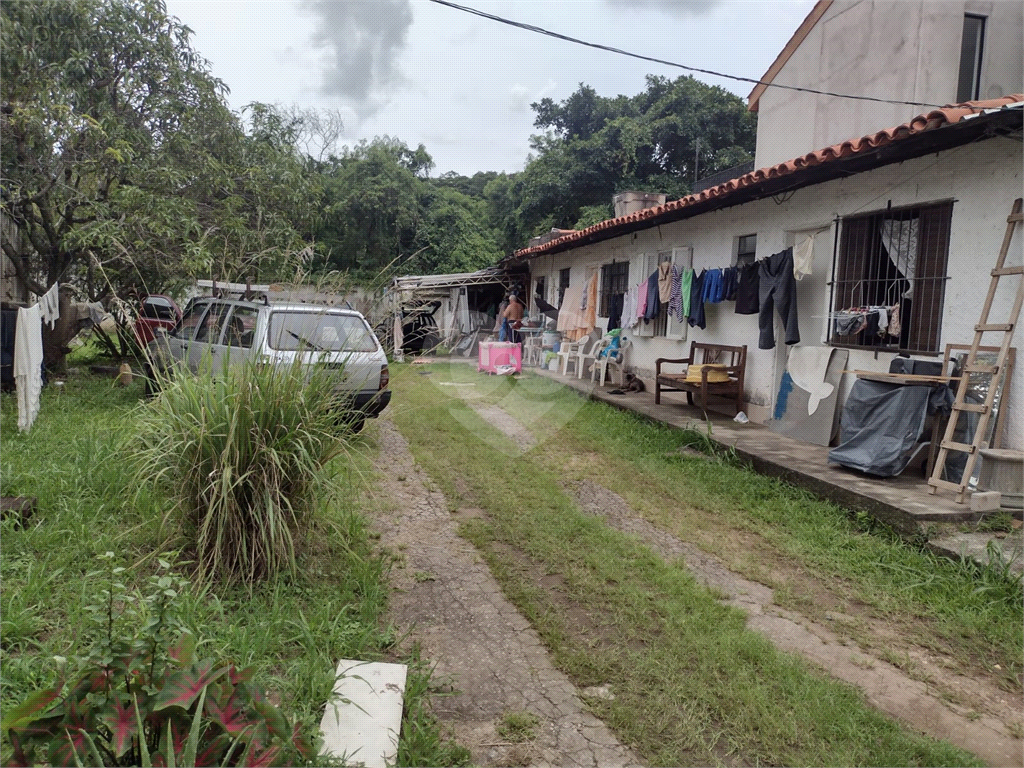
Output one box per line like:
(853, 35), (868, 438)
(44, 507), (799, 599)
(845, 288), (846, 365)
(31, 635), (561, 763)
(134, 357), (354, 586)
(496, 712), (540, 743)
(1, 373), (467, 767)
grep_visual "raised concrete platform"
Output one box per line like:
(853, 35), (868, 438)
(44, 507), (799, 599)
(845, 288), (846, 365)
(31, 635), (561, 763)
(529, 365), (1023, 574)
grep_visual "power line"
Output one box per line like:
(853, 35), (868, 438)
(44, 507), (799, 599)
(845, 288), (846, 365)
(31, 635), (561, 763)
(428, 0), (947, 110)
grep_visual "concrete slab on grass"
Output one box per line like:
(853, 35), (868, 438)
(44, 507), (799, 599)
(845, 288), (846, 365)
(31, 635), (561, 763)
(319, 659), (407, 768)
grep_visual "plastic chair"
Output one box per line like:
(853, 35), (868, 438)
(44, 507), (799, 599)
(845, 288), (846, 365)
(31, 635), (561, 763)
(522, 335), (543, 367)
(592, 338), (631, 387)
(558, 331), (599, 377)
(580, 336), (611, 380)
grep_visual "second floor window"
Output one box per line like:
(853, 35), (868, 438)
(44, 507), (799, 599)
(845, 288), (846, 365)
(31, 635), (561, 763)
(957, 14), (986, 102)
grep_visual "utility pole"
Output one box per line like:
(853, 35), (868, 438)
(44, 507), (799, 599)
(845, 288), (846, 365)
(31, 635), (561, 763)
(694, 137), (700, 185)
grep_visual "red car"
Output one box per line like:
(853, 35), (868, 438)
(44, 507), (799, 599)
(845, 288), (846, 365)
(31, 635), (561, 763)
(133, 295), (182, 347)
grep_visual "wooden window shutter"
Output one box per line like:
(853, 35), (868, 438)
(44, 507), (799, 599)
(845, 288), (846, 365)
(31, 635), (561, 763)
(907, 201), (953, 353)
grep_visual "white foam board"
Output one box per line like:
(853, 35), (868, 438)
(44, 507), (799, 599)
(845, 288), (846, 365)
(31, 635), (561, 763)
(319, 659), (407, 768)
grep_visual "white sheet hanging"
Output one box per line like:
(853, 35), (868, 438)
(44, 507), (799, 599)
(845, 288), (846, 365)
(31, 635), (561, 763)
(793, 234), (815, 281)
(38, 283), (60, 328)
(15, 304), (44, 432)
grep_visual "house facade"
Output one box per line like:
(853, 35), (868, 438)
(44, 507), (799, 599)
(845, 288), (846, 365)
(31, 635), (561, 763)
(509, 2), (1023, 449)
(750, 0), (1023, 167)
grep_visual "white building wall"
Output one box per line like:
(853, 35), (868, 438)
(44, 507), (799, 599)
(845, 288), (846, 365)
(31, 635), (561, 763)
(531, 138), (1023, 446)
(755, 0), (1023, 168)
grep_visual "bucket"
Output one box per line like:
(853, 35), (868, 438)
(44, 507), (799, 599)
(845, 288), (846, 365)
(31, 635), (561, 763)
(542, 331), (559, 347)
(552, 341), (561, 353)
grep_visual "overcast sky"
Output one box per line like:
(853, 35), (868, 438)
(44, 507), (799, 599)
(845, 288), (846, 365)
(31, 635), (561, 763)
(164, 0), (818, 176)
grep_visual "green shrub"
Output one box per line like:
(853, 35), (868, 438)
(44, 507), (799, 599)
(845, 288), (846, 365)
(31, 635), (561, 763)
(1, 554), (316, 767)
(134, 358), (353, 586)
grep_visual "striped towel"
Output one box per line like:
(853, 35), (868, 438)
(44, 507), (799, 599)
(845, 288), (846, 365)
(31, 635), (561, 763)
(668, 265), (684, 322)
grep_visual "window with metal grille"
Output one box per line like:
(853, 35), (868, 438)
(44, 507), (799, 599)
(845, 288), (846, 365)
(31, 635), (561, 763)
(957, 14), (986, 102)
(830, 200), (953, 354)
(599, 260), (629, 317)
(558, 268), (571, 308)
(535, 276), (546, 306)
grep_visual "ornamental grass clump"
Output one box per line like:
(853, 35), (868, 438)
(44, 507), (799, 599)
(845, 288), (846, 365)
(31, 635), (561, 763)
(135, 358), (353, 586)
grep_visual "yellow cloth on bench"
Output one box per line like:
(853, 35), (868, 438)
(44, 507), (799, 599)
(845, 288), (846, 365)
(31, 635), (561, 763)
(685, 364), (729, 383)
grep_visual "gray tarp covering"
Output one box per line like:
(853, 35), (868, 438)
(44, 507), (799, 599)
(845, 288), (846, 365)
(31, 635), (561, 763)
(828, 379), (953, 477)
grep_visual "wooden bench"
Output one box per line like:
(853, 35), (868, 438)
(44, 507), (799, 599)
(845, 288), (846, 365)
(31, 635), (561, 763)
(655, 342), (747, 415)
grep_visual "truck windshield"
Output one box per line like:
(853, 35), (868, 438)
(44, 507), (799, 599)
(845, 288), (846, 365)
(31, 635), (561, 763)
(268, 311), (378, 353)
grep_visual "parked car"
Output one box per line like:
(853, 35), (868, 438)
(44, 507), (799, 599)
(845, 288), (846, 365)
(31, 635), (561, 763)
(144, 296), (391, 431)
(133, 294), (182, 347)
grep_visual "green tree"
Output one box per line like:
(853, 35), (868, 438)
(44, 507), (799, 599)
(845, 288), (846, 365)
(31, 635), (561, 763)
(504, 75), (757, 246)
(314, 138), (502, 281)
(409, 185), (502, 274)
(314, 138), (425, 279)
(1, 1), (313, 365)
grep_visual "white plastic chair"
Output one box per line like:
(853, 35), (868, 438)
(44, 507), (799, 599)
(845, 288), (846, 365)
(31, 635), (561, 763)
(580, 336), (611, 380)
(522, 334), (542, 367)
(558, 331), (599, 377)
(592, 338), (631, 387)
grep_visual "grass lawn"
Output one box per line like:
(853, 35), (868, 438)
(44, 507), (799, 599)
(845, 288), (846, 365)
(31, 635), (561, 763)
(0, 370), (468, 767)
(390, 361), (1022, 767)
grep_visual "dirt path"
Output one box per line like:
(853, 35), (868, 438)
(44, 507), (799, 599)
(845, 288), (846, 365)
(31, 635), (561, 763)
(370, 420), (640, 767)
(464, 401), (1021, 767)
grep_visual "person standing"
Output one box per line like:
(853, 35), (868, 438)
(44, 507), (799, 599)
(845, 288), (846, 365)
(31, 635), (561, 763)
(500, 293), (525, 344)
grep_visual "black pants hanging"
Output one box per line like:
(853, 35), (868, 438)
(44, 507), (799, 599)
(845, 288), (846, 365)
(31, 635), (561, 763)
(758, 247), (800, 350)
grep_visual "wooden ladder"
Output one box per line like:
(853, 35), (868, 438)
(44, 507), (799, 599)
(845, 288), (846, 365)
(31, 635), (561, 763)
(928, 198), (1024, 502)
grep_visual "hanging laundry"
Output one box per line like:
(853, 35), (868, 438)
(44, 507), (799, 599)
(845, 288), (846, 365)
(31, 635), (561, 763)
(644, 270), (661, 321)
(688, 270), (707, 329)
(668, 265), (684, 323)
(874, 306), (888, 336)
(887, 303), (901, 338)
(734, 262), (760, 315)
(722, 266), (739, 301)
(15, 304), (44, 432)
(583, 272), (599, 331)
(833, 310), (868, 336)
(635, 280), (648, 322)
(657, 260), (672, 303)
(758, 247), (800, 349)
(621, 285), (637, 330)
(681, 268), (693, 320)
(38, 283), (60, 329)
(702, 268), (725, 303)
(793, 233), (815, 281)
(862, 310), (880, 338)
(557, 282), (585, 335)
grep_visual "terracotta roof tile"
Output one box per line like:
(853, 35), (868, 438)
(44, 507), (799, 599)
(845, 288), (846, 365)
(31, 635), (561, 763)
(513, 95), (1023, 259)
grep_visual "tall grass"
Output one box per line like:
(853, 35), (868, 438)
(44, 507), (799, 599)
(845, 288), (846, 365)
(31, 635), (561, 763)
(134, 358), (353, 586)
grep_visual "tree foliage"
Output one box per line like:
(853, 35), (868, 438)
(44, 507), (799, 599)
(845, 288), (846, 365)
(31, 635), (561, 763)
(1, 0), (757, 327)
(486, 75), (756, 252)
(0, 0), (313, 306)
(312, 137), (500, 282)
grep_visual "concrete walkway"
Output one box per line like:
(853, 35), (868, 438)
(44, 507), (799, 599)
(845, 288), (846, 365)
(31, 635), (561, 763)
(525, 364), (1023, 574)
(371, 420), (641, 767)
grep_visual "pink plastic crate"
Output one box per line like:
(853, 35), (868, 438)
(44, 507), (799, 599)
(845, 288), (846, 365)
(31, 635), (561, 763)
(478, 341), (522, 374)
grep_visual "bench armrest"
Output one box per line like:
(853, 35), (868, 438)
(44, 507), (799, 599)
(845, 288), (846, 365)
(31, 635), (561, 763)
(655, 356), (692, 374)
